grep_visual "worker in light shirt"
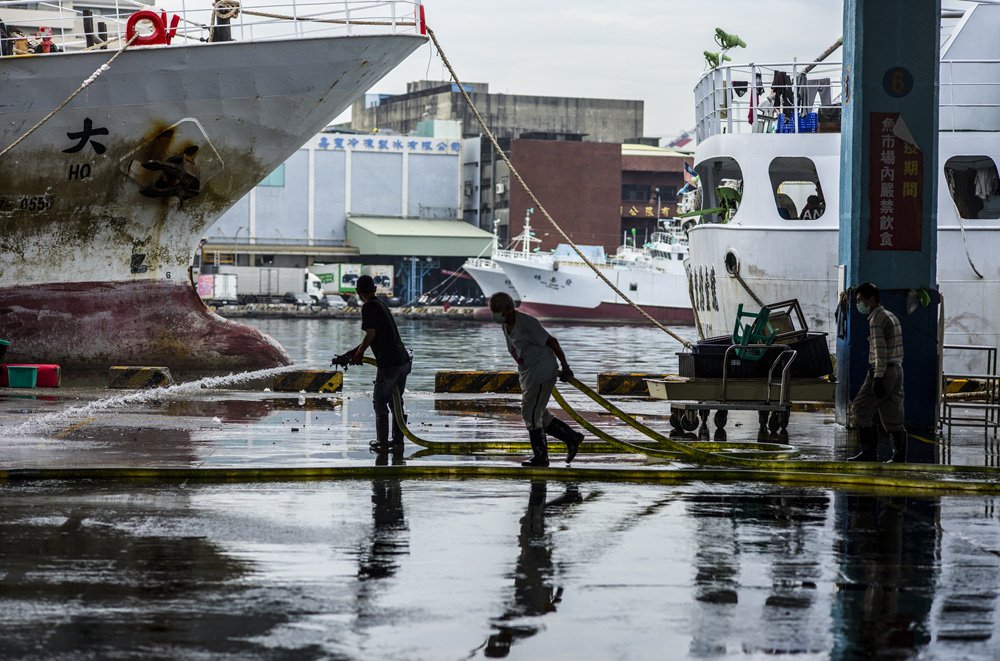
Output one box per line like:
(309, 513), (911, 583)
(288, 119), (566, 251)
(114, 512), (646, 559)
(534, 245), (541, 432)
(489, 292), (584, 467)
(848, 282), (906, 463)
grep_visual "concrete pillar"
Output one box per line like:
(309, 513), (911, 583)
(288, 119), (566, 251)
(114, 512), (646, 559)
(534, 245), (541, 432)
(836, 0), (941, 447)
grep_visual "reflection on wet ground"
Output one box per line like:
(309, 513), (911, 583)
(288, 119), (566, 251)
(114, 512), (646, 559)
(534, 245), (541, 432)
(3, 481), (1000, 658)
(3, 319), (1000, 656)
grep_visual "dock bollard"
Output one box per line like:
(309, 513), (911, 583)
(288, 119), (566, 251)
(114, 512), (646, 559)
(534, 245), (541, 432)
(271, 370), (343, 393)
(434, 371), (521, 394)
(108, 366), (175, 389)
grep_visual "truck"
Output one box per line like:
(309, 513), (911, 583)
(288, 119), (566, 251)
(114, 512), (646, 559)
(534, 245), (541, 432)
(361, 264), (395, 296)
(216, 266), (324, 304)
(309, 264), (341, 295)
(196, 273), (238, 305)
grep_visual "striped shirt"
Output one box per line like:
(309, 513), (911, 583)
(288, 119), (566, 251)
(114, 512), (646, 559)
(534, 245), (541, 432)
(868, 305), (903, 377)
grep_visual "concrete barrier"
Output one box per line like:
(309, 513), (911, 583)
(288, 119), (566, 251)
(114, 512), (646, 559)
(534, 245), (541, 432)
(272, 370), (343, 393)
(435, 370), (521, 394)
(108, 366), (174, 389)
(597, 372), (673, 396)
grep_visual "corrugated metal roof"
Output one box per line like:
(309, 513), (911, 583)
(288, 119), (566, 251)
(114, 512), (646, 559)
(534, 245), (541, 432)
(346, 216), (493, 257)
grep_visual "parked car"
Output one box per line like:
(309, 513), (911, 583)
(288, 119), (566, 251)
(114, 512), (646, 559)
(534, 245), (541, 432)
(283, 291), (313, 307)
(318, 295), (348, 309)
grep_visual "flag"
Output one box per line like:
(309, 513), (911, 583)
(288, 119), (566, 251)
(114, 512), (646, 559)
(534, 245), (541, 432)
(684, 161), (699, 184)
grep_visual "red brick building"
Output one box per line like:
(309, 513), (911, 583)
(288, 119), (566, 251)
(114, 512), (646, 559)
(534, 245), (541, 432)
(508, 139), (689, 254)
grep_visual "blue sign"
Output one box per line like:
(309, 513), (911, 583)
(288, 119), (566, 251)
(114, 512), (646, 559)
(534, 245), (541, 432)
(883, 67), (913, 98)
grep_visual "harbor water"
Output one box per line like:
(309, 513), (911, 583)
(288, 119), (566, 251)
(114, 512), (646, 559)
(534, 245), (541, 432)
(2, 319), (1000, 659)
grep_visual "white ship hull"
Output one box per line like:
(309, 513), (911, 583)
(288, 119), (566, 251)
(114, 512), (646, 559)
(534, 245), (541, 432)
(686, 133), (1000, 369)
(0, 33), (424, 369)
(463, 259), (520, 301)
(494, 253), (694, 323)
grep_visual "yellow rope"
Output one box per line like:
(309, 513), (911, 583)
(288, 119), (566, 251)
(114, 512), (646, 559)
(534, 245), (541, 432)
(424, 27), (694, 350)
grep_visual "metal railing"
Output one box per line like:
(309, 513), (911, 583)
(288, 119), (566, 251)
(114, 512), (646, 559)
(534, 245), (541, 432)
(694, 61), (843, 142)
(0, 0), (422, 54)
(694, 58), (1000, 141)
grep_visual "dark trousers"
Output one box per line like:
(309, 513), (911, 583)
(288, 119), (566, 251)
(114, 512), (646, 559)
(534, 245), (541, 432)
(374, 360), (411, 433)
(851, 364), (905, 432)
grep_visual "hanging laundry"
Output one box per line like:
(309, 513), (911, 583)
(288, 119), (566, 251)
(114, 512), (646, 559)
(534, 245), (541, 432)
(975, 166), (999, 200)
(731, 80), (748, 97)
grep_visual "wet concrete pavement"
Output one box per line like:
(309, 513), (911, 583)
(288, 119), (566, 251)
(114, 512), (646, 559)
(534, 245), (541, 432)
(3, 318), (1000, 657)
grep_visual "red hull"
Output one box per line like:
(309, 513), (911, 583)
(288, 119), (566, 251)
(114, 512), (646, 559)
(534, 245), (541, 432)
(515, 301), (695, 324)
(0, 280), (291, 370)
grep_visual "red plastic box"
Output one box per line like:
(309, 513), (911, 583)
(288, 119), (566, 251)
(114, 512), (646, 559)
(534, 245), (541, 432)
(1, 364), (61, 388)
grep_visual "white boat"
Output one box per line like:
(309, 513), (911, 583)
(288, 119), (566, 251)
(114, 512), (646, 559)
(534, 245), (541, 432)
(462, 214), (541, 302)
(0, 1), (425, 370)
(683, 3), (1000, 368)
(494, 221), (694, 323)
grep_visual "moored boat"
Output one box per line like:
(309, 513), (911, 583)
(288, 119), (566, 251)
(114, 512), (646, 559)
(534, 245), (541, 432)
(0, 1), (426, 369)
(683, 3), (1000, 370)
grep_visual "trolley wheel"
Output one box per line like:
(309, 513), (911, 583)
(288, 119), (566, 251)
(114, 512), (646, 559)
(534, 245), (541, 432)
(680, 410), (700, 432)
(669, 411), (683, 431)
(714, 409), (728, 430)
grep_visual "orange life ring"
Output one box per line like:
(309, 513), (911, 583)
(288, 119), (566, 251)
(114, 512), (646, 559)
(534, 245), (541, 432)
(126, 10), (178, 46)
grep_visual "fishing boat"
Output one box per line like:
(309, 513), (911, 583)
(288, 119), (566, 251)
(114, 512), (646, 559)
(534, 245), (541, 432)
(0, 0), (426, 370)
(683, 3), (1000, 369)
(461, 215), (538, 303)
(494, 220), (694, 323)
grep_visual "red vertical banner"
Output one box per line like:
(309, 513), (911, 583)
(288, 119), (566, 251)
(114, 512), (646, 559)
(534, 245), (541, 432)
(868, 112), (923, 251)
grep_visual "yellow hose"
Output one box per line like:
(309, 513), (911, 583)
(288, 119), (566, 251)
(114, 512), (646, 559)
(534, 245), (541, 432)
(371, 360), (798, 461)
(367, 359), (1000, 482)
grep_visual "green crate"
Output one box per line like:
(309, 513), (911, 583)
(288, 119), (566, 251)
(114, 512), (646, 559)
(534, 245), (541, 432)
(0, 339), (9, 363)
(6, 365), (37, 389)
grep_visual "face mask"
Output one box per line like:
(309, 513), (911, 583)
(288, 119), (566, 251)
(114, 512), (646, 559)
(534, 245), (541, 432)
(856, 301), (870, 316)
(492, 311), (506, 323)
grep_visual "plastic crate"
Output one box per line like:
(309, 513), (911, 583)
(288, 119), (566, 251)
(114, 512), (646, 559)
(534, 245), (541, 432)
(1, 364), (61, 388)
(0, 339), (8, 363)
(678, 333), (832, 379)
(6, 365), (37, 389)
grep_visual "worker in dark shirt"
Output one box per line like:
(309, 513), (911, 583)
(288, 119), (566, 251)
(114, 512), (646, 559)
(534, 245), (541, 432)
(342, 275), (412, 451)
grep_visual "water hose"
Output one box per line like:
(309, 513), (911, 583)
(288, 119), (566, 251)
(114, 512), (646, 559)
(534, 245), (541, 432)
(363, 359), (798, 460)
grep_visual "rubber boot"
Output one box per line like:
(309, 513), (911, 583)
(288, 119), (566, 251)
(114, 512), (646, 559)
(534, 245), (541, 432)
(521, 428), (550, 467)
(546, 418), (583, 463)
(370, 413), (390, 452)
(847, 426), (879, 462)
(885, 430), (907, 463)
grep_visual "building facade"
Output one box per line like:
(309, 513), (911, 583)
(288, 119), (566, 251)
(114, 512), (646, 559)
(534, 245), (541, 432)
(350, 81), (645, 143)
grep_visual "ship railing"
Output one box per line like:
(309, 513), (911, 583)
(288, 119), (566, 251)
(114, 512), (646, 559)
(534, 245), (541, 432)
(693, 61), (843, 142)
(694, 58), (1000, 140)
(0, 0), (423, 55)
(940, 59), (1000, 133)
(464, 257), (495, 269)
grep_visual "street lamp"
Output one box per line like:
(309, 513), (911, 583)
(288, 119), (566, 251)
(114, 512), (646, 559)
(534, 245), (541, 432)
(233, 226), (245, 265)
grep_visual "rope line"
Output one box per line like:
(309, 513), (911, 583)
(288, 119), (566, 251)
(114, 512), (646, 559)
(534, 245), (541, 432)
(425, 27), (694, 350)
(0, 33), (140, 160)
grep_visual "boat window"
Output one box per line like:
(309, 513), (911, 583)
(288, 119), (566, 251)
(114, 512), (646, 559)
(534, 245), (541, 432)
(768, 157), (825, 220)
(694, 157), (743, 224)
(944, 156), (1000, 219)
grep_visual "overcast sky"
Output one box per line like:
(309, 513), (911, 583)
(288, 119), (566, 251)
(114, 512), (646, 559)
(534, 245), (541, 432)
(342, 0), (845, 138)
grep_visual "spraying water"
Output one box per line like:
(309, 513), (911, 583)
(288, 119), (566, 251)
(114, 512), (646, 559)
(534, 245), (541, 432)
(3, 363), (312, 438)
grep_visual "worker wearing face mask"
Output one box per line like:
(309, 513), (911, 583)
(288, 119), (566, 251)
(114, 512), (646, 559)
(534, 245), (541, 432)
(848, 282), (907, 463)
(488, 292), (584, 467)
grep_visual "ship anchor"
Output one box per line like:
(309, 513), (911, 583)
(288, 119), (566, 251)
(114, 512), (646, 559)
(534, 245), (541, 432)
(139, 145), (201, 203)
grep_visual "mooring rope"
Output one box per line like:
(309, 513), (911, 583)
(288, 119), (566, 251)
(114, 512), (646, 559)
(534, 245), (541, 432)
(424, 27), (694, 350)
(0, 32), (140, 160)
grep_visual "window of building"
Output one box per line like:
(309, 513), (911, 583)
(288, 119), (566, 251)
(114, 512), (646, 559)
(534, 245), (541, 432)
(695, 157), (743, 224)
(768, 157), (825, 220)
(622, 184), (651, 202)
(945, 156), (1000, 219)
(259, 164), (285, 187)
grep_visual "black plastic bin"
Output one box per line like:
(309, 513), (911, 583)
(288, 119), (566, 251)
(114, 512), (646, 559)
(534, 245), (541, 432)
(678, 333), (832, 379)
